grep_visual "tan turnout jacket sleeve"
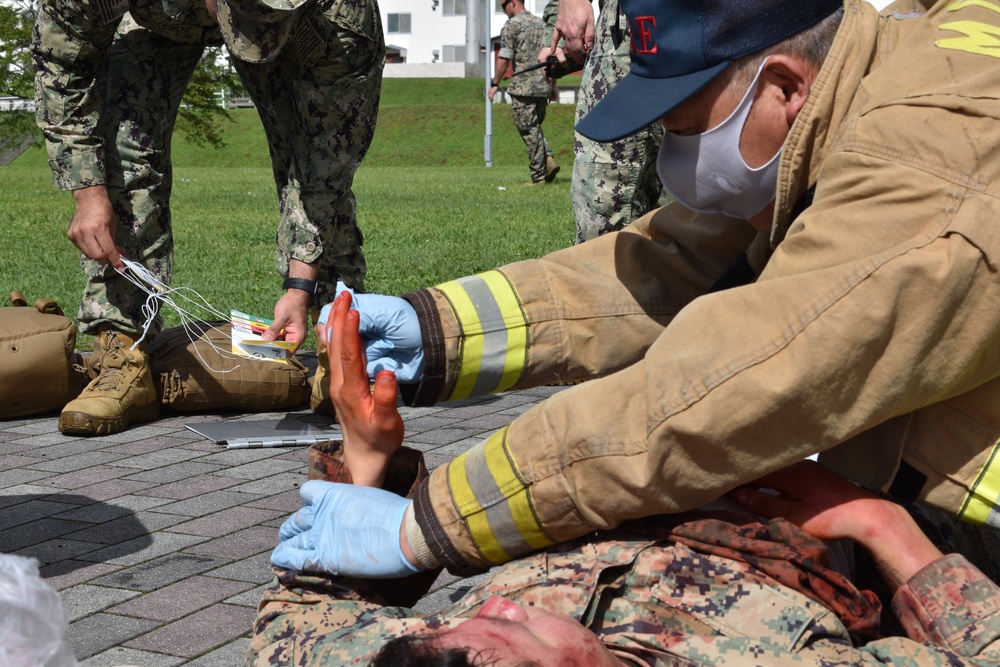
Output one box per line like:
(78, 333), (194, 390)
(403, 0), (1000, 573)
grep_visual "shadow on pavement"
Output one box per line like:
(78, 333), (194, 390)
(1, 494), (154, 579)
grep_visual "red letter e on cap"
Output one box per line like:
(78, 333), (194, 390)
(631, 16), (658, 54)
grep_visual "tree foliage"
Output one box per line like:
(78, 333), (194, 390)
(0, 0), (242, 150)
(176, 51), (243, 149)
(0, 0), (38, 145)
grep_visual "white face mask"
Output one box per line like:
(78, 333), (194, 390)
(657, 61), (781, 220)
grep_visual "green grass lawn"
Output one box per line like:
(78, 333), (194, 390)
(0, 79), (577, 350)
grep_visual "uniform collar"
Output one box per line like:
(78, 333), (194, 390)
(769, 0), (883, 245)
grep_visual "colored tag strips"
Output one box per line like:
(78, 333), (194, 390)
(231, 310), (295, 363)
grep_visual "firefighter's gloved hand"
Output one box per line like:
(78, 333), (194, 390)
(271, 480), (421, 578)
(321, 283), (425, 383)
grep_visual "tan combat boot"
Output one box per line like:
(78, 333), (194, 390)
(309, 325), (335, 417)
(59, 330), (159, 436)
(545, 156), (560, 183)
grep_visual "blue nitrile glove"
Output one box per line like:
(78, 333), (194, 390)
(318, 283), (425, 383)
(271, 480), (421, 578)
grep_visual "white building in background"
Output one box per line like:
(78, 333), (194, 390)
(0, 96), (34, 111)
(378, 0), (560, 69)
(377, 0), (894, 73)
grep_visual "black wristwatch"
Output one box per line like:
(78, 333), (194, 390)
(282, 277), (320, 298)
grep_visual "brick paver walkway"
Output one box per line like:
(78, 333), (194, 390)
(1, 353), (567, 666)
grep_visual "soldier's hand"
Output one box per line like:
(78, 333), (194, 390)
(68, 185), (122, 269)
(553, 0), (596, 58)
(731, 460), (888, 542)
(538, 45), (566, 64)
(265, 290), (309, 351)
(733, 460), (942, 592)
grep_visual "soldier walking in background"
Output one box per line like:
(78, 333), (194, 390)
(489, 0), (560, 186)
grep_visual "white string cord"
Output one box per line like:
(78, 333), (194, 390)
(115, 258), (244, 373)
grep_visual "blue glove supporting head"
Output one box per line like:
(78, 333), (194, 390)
(318, 283), (425, 383)
(271, 480), (421, 578)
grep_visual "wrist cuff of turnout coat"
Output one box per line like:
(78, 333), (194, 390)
(401, 289), (446, 407)
(413, 479), (487, 577)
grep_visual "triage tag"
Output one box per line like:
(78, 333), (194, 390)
(231, 310), (296, 363)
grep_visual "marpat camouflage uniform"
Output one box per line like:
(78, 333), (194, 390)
(547, 0), (668, 243)
(32, 0), (383, 336)
(499, 9), (553, 184)
(248, 447), (1000, 666)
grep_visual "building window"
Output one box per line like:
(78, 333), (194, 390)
(442, 45), (467, 62)
(443, 0), (467, 16)
(387, 13), (411, 33)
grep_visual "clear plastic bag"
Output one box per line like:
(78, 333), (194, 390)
(0, 554), (77, 667)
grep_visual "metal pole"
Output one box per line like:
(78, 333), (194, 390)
(466, 0), (480, 69)
(484, 0), (493, 167)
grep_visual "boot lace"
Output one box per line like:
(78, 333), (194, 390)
(88, 337), (133, 393)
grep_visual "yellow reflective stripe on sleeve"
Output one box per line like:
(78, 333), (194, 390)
(438, 281), (485, 400)
(480, 271), (528, 394)
(448, 440), (511, 565)
(504, 489), (553, 551)
(958, 441), (1000, 527)
(446, 429), (553, 565)
(437, 271), (528, 401)
(482, 430), (552, 552)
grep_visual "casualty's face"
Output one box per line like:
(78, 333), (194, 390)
(429, 596), (625, 666)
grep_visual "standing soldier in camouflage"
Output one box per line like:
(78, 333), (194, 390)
(489, 0), (559, 186)
(32, 0), (384, 436)
(247, 297), (1000, 667)
(544, 0), (668, 243)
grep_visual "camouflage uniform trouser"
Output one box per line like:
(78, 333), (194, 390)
(571, 0), (668, 244)
(81, 11), (383, 336)
(510, 94), (552, 184)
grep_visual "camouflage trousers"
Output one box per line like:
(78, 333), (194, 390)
(80, 11), (383, 336)
(571, 0), (668, 244)
(510, 95), (552, 183)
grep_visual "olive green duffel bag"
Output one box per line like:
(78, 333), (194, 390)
(148, 321), (310, 412)
(0, 292), (86, 418)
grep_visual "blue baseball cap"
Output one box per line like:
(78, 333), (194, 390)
(576, 0), (843, 142)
